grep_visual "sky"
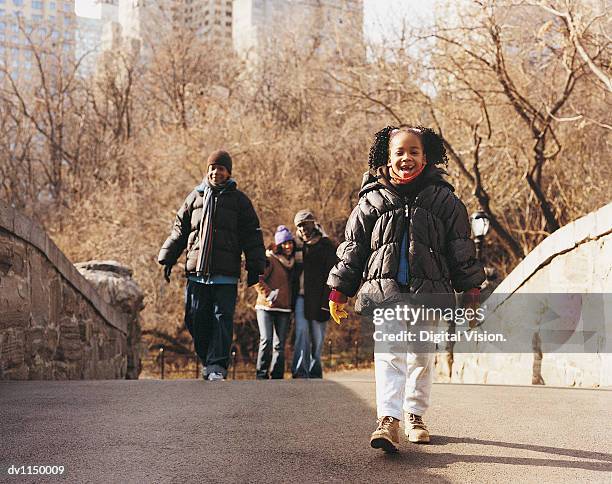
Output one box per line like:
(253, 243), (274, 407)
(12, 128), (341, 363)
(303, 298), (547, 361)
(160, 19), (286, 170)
(74, 0), (437, 33)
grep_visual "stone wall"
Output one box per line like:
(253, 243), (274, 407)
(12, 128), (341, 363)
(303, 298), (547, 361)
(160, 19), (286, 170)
(436, 202), (612, 388)
(0, 202), (140, 380)
(75, 261), (144, 379)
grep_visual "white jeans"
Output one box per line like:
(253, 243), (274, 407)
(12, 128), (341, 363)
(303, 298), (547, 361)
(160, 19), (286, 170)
(375, 350), (435, 420)
(374, 312), (436, 421)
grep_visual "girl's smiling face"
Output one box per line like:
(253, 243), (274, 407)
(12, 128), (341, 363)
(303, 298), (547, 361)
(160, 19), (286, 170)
(387, 131), (426, 178)
(281, 240), (294, 257)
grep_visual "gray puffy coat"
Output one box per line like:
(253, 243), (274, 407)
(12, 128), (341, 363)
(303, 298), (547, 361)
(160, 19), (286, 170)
(327, 168), (485, 313)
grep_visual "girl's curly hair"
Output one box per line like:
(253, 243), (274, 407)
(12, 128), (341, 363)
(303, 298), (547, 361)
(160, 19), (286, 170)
(368, 125), (449, 170)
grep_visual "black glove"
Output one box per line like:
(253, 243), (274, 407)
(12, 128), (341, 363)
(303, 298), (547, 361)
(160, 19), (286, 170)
(163, 264), (173, 283)
(247, 272), (261, 287)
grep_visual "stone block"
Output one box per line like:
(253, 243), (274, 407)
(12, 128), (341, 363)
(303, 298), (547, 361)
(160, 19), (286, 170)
(12, 210), (33, 245)
(28, 355), (52, 380)
(0, 232), (13, 275)
(3, 364), (29, 380)
(592, 203), (612, 238)
(9, 237), (27, 275)
(45, 242), (63, 275)
(0, 329), (26, 370)
(61, 283), (78, 313)
(27, 224), (48, 256)
(569, 212), (594, 245)
(49, 275), (61, 326)
(0, 204), (15, 232)
(0, 276), (30, 331)
(46, 327), (59, 357)
(25, 326), (46, 360)
(57, 318), (82, 362)
(29, 249), (50, 327)
(79, 319), (93, 343)
(53, 361), (69, 380)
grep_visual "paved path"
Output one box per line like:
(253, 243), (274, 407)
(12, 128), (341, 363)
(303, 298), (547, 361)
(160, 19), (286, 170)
(1, 372), (611, 483)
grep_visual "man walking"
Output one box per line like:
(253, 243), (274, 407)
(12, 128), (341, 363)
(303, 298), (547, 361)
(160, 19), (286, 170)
(158, 150), (265, 381)
(291, 210), (337, 378)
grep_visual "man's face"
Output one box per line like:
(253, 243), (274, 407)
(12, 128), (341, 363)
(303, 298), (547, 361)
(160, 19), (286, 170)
(208, 164), (230, 185)
(297, 220), (315, 239)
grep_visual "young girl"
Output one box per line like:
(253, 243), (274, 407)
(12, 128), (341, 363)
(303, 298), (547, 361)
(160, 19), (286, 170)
(327, 125), (485, 453)
(254, 225), (296, 379)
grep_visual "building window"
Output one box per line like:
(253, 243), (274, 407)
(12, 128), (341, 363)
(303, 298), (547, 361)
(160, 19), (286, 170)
(32, 0), (43, 8)
(49, 1), (56, 10)
(12, 0), (23, 6)
(225, 21), (230, 27)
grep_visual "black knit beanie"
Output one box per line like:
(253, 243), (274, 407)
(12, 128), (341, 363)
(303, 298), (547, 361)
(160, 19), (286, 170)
(207, 150), (232, 174)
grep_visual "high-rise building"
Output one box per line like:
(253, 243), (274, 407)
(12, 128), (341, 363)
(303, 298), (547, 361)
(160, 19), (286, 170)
(117, 0), (233, 50)
(232, 0), (363, 60)
(76, 0), (118, 76)
(0, 0), (77, 82)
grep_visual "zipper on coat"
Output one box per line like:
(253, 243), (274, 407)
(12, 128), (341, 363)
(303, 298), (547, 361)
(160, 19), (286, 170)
(403, 200), (411, 286)
(201, 193), (219, 276)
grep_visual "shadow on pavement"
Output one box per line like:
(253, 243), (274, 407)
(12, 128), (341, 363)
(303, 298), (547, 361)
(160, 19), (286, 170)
(424, 435), (612, 472)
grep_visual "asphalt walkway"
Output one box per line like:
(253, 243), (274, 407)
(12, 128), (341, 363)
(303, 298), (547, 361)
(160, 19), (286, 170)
(1, 371), (611, 483)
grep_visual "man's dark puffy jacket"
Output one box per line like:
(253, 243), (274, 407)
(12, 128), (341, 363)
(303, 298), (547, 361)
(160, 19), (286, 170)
(158, 179), (265, 284)
(327, 168), (485, 313)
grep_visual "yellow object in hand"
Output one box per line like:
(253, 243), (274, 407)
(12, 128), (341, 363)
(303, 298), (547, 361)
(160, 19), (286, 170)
(329, 300), (348, 325)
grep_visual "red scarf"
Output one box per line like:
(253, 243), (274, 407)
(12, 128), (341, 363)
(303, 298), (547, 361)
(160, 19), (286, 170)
(389, 163), (426, 185)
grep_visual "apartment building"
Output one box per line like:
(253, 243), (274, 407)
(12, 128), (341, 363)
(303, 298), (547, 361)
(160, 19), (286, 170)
(232, 0), (363, 60)
(0, 0), (77, 81)
(76, 0), (118, 75)
(118, 0), (232, 49)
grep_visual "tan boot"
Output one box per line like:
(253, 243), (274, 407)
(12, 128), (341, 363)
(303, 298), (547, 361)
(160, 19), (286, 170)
(405, 413), (430, 443)
(370, 416), (400, 453)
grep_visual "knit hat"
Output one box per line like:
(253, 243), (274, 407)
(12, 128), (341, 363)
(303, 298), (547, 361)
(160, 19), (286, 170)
(207, 150), (232, 174)
(294, 209), (316, 227)
(274, 225), (294, 245)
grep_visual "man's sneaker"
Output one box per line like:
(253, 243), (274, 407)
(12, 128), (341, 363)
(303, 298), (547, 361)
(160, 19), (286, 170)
(370, 416), (400, 453)
(207, 372), (224, 381)
(405, 413), (430, 443)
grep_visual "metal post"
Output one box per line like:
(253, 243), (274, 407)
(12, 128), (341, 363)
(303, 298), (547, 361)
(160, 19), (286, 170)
(231, 348), (237, 380)
(354, 339), (359, 368)
(475, 236), (483, 262)
(328, 340), (333, 368)
(159, 345), (165, 380)
(192, 341), (199, 379)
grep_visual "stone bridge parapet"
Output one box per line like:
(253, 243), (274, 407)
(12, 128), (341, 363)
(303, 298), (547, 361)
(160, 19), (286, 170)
(0, 201), (142, 379)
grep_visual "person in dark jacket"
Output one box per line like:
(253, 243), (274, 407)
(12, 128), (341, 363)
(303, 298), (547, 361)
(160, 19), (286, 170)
(158, 150), (265, 381)
(327, 126), (485, 452)
(291, 210), (337, 378)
